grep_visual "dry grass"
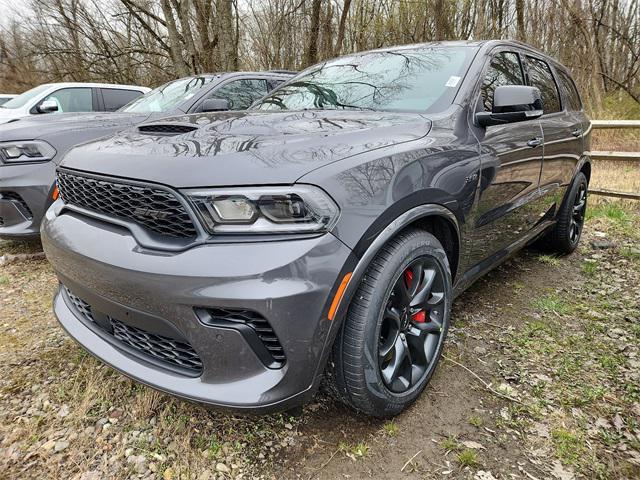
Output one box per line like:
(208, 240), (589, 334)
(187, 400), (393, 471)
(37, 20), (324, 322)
(589, 159), (640, 204)
(589, 101), (639, 205)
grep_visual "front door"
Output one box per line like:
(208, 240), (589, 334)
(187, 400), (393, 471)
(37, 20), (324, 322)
(466, 50), (544, 268)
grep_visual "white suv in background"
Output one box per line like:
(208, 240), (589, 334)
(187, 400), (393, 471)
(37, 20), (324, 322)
(0, 83), (150, 124)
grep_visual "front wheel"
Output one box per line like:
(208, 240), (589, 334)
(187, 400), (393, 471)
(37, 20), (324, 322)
(327, 229), (452, 417)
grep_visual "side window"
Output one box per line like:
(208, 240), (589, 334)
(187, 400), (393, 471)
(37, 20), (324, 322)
(102, 89), (144, 112)
(525, 56), (561, 114)
(42, 88), (93, 113)
(480, 52), (525, 112)
(556, 69), (582, 111)
(209, 79), (269, 110)
(267, 79), (286, 91)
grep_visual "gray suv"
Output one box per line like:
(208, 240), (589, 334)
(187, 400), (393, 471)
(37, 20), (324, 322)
(0, 71), (293, 239)
(42, 41), (590, 417)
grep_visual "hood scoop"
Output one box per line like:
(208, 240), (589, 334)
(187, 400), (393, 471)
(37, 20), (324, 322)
(138, 123), (199, 136)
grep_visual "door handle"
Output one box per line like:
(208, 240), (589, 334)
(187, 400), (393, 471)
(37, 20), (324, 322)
(527, 138), (542, 148)
(571, 129), (582, 137)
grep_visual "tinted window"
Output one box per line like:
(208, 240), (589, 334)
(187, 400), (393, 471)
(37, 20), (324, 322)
(525, 56), (561, 113)
(210, 79), (269, 110)
(102, 88), (143, 112)
(556, 69), (582, 111)
(42, 88), (93, 113)
(480, 52), (525, 112)
(255, 46), (477, 113)
(267, 79), (287, 90)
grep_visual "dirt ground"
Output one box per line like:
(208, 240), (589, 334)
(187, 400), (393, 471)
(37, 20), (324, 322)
(1, 202), (639, 480)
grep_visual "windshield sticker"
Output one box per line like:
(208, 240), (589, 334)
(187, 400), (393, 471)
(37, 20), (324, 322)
(445, 76), (461, 88)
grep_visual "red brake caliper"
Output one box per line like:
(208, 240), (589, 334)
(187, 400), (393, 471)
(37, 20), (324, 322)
(404, 269), (427, 323)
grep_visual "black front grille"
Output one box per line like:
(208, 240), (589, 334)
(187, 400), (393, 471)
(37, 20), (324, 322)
(64, 287), (202, 375)
(65, 288), (94, 322)
(138, 124), (198, 135)
(110, 318), (203, 373)
(56, 171), (197, 239)
(207, 307), (286, 364)
(1, 191), (33, 218)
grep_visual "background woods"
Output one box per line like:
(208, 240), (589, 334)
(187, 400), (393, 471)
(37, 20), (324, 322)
(0, 0), (639, 112)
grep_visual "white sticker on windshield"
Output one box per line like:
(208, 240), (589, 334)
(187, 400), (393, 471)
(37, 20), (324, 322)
(445, 76), (461, 88)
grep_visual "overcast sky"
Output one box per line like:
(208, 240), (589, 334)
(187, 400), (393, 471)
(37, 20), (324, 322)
(0, 0), (26, 26)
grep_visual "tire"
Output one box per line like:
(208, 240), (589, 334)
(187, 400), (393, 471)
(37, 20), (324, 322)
(327, 228), (452, 417)
(540, 172), (588, 254)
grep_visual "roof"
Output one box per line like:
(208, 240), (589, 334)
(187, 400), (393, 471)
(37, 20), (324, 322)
(39, 82), (150, 92)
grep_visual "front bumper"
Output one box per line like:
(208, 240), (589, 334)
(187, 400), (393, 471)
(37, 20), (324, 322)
(0, 161), (56, 238)
(42, 204), (355, 412)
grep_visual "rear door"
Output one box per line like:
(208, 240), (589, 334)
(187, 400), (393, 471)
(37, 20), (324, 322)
(524, 55), (580, 215)
(467, 49), (545, 267)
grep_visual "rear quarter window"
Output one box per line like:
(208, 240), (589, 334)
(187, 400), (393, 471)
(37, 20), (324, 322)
(102, 88), (145, 112)
(556, 69), (583, 111)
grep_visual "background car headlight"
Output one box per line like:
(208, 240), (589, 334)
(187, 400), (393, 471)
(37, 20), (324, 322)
(0, 140), (56, 163)
(184, 185), (340, 234)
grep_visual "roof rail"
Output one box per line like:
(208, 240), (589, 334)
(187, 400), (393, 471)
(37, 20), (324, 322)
(268, 70), (297, 74)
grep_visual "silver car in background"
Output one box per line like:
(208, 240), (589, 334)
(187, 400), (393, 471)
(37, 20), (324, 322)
(0, 71), (293, 239)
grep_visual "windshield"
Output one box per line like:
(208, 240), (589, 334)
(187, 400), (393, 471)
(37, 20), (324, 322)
(1, 84), (51, 109)
(121, 76), (217, 113)
(255, 46), (476, 113)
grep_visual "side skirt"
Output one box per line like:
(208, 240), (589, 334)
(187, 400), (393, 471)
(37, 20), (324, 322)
(452, 219), (555, 298)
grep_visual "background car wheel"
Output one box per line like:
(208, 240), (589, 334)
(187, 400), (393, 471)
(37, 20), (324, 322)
(327, 229), (452, 417)
(540, 172), (588, 254)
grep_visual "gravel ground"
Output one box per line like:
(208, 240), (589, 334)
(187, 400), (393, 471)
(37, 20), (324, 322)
(1, 202), (639, 480)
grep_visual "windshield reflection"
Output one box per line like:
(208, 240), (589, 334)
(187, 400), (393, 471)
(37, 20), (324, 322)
(255, 46), (476, 114)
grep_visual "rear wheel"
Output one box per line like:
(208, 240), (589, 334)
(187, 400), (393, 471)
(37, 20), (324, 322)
(541, 172), (588, 254)
(327, 229), (452, 417)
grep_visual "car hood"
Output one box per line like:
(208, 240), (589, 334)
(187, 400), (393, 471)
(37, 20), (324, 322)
(0, 112), (151, 140)
(0, 109), (26, 124)
(61, 110), (432, 187)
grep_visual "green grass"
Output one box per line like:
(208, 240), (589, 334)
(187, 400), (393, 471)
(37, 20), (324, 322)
(468, 415), (484, 428)
(338, 441), (369, 458)
(441, 436), (459, 452)
(534, 293), (571, 315)
(586, 203), (639, 240)
(456, 449), (478, 467)
(581, 260), (598, 276)
(551, 428), (584, 466)
(619, 246), (640, 262)
(382, 421), (399, 436)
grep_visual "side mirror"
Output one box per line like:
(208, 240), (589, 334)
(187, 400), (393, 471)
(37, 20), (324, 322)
(201, 98), (230, 112)
(476, 85), (543, 127)
(38, 99), (59, 114)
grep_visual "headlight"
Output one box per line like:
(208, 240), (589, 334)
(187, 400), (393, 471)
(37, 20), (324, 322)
(0, 140), (56, 163)
(184, 185), (340, 234)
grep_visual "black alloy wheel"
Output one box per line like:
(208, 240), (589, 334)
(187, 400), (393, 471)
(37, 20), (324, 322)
(569, 181), (587, 245)
(379, 257), (446, 393)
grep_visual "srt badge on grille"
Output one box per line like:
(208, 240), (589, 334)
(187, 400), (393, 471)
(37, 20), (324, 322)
(133, 207), (170, 220)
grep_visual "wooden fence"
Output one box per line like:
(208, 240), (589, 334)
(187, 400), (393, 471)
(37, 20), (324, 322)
(589, 119), (640, 200)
